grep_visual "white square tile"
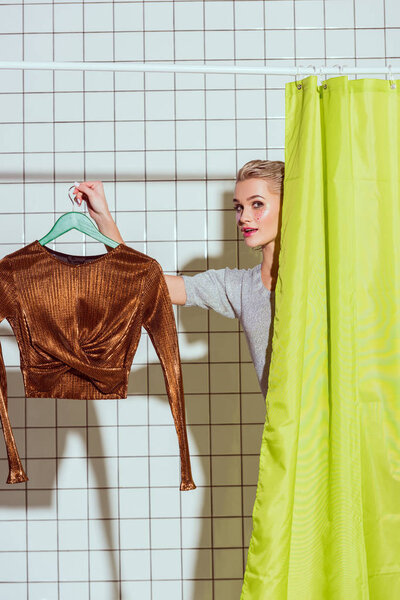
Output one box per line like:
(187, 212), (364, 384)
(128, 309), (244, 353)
(91, 581), (122, 600)
(213, 516), (242, 547)
(0, 553), (26, 582)
(28, 551), (58, 582)
(386, 29), (400, 57)
(214, 547), (243, 578)
(151, 518), (181, 549)
(85, 122), (114, 151)
(58, 489), (88, 519)
(145, 91), (175, 120)
(145, 181), (176, 210)
(0, 70), (22, 93)
(120, 519), (149, 550)
(0, 32), (22, 62)
(118, 395), (148, 427)
(181, 363), (209, 394)
(84, 3), (113, 31)
(212, 455), (241, 485)
(237, 118), (266, 149)
(88, 400), (118, 427)
(0, 124), (21, 152)
(114, 32), (144, 61)
(386, 0), (400, 26)
(115, 91), (144, 120)
(84, 91), (114, 121)
(58, 428), (86, 458)
(0, 5), (22, 33)
(206, 150), (237, 179)
(175, 31), (204, 60)
(27, 521), (57, 552)
(265, 29), (294, 59)
(326, 29), (355, 58)
(116, 121), (145, 151)
(88, 487), (119, 519)
(205, 31), (234, 59)
(149, 455), (180, 488)
(176, 91), (205, 119)
(89, 518), (119, 550)
(54, 92), (83, 121)
(206, 120), (235, 150)
(118, 425), (148, 457)
(145, 150), (175, 180)
(235, 30), (264, 59)
(119, 456), (149, 487)
(89, 549), (119, 581)
(0, 154), (23, 183)
(356, 29), (385, 58)
(54, 3), (82, 32)
(23, 4), (52, 32)
(58, 520), (88, 551)
(54, 122), (84, 152)
(182, 516), (211, 549)
(60, 551), (88, 581)
(145, 120), (175, 151)
(144, 1), (173, 29)
(24, 33), (53, 61)
(295, 0), (325, 28)
(115, 151), (145, 182)
(147, 241), (176, 271)
(0, 521), (26, 551)
(150, 487), (181, 518)
(265, 1), (294, 28)
(355, 0), (384, 27)
(29, 583), (58, 600)
(295, 29), (325, 58)
(84, 32), (113, 61)
(175, 1), (204, 29)
(119, 487), (150, 519)
(88, 457), (118, 488)
(176, 150), (206, 179)
(120, 550), (151, 581)
(0, 93), (22, 122)
(177, 210), (206, 241)
(149, 425), (179, 457)
(147, 210), (176, 241)
(205, 1), (234, 29)
(58, 457), (88, 488)
(88, 426), (118, 457)
(152, 549), (182, 580)
(235, 1), (264, 29)
(26, 397), (55, 428)
(27, 427), (55, 458)
(115, 181), (146, 211)
(182, 548), (212, 579)
(54, 32), (83, 61)
(177, 240), (207, 271)
(242, 423), (264, 454)
(145, 32), (174, 61)
(176, 120), (205, 151)
(153, 580), (182, 599)
(325, 0), (354, 27)
(240, 361), (260, 393)
(206, 90), (235, 119)
(59, 583), (89, 600)
(56, 399), (86, 426)
(114, 3), (143, 31)
(211, 423), (241, 455)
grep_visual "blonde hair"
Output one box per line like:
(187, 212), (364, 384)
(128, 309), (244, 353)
(236, 159), (285, 198)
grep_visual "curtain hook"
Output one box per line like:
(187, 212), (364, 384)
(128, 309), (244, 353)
(388, 64), (396, 89)
(296, 64), (303, 89)
(320, 65), (327, 89)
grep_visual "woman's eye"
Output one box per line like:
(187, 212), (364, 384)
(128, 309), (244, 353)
(233, 205), (242, 212)
(253, 202), (263, 209)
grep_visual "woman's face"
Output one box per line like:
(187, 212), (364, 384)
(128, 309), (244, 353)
(233, 177), (282, 248)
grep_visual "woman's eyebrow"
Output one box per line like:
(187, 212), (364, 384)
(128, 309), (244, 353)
(232, 195), (265, 202)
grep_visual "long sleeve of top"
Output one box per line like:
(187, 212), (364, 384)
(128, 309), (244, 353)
(0, 240), (195, 490)
(0, 257), (28, 483)
(143, 261), (195, 491)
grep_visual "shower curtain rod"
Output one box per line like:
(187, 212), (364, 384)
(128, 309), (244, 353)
(0, 61), (398, 76)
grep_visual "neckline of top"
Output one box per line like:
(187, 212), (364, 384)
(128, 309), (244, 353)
(254, 263), (274, 294)
(34, 239), (123, 267)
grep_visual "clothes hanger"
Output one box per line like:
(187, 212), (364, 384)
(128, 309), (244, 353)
(38, 184), (120, 248)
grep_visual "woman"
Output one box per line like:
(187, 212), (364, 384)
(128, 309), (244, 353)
(72, 159), (284, 398)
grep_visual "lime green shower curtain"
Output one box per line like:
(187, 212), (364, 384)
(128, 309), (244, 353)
(240, 75), (400, 600)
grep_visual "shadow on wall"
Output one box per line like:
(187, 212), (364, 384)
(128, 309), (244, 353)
(0, 188), (270, 599)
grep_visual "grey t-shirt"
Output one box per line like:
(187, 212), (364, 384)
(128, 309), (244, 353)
(181, 263), (275, 397)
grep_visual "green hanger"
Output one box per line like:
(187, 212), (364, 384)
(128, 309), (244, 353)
(38, 186), (120, 248)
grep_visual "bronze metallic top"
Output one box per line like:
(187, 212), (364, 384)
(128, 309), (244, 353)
(0, 240), (195, 491)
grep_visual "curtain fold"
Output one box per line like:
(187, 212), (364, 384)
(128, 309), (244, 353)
(240, 75), (400, 600)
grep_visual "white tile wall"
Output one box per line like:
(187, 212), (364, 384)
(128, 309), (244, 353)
(0, 0), (398, 599)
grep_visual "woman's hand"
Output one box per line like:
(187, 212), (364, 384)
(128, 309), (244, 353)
(72, 180), (125, 246)
(72, 181), (111, 222)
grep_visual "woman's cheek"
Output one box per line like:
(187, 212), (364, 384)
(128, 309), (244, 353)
(255, 203), (271, 222)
